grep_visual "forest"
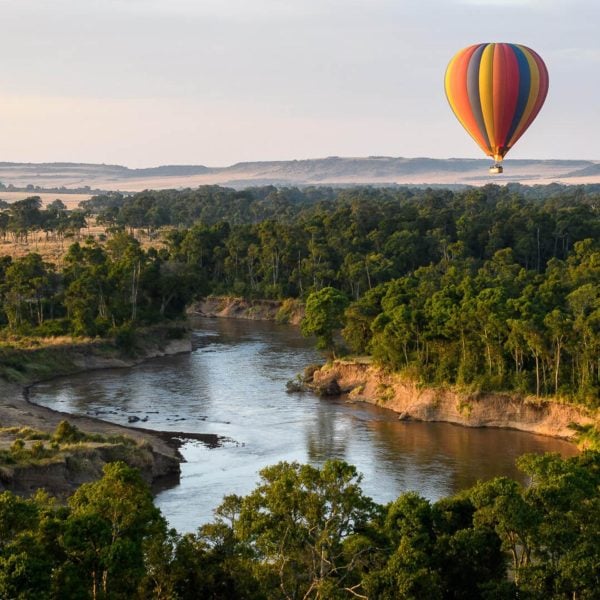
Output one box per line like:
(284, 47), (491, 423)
(0, 183), (598, 402)
(0, 185), (599, 598)
(0, 450), (598, 599)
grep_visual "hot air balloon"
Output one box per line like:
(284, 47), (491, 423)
(444, 43), (549, 174)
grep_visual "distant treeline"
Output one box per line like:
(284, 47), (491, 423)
(0, 233), (197, 338)
(1, 451), (598, 599)
(1, 184), (599, 401)
(0, 182), (102, 193)
(80, 182), (600, 229)
(0, 196), (87, 242)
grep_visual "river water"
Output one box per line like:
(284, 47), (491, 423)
(30, 317), (577, 532)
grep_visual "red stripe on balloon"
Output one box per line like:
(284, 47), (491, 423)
(492, 44), (520, 150)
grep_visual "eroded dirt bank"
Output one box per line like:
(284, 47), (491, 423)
(312, 360), (597, 440)
(189, 296), (304, 324)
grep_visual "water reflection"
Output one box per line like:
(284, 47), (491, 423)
(305, 403), (350, 461)
(31, 317), (577, 532)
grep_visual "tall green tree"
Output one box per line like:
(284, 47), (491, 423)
(301, 287), (349, 355)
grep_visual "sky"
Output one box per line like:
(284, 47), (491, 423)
(0, 0), (598, 167)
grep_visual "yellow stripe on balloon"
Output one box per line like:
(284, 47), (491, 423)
(444, 50), (470, 134)
(507, 45), (540, 148)
(444, 54), (462, 123)
(479, 43), (496, 150)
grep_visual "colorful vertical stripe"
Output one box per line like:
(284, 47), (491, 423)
(444, 43), (549, 162)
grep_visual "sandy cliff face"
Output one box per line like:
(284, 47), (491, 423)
(312, 361), (596, 440)
(0, 442), (178, 499)
(189, 296), (304, 325)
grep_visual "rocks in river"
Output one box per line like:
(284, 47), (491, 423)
(286, 376), (305, 393)
(314, 377), (341, 397)
(127, 416), (140, 423)
(286, 370), (342, 397)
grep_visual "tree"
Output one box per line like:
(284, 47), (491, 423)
(222, 460), (376, 600)
(61, 462), (166, 599)
(2, 253), (54, 329)
(301, 287), (349, 355)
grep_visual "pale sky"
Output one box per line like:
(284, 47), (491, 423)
(0, 0), (598, 167)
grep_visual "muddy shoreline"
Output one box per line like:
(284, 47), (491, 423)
(0, 329), (229, 498)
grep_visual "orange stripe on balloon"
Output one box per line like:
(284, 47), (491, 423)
(445, 44), (491, 155)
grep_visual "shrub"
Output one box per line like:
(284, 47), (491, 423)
(30, 441), (46, 458)
(52, 421), (85, 444)
(33, 319), (70, 337)
(112, 324), (136, 354)
(10, 438), (25, 455)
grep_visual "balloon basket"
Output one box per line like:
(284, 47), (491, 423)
(489, 164), (503, 174)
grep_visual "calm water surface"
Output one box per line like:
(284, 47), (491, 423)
(31, 317), (577, 532)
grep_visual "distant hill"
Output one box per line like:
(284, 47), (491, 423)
(0, 157), (598, 193)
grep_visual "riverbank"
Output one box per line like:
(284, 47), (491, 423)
(0, 325), (193, 497)
(311, 360), (598, 443)
(189, 299), (598, 444)
(189, 296), (304, 324)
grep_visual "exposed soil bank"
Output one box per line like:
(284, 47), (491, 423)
(312, 360), (598, 441)
(189, 296), (304, 325)
(0, 327), (194, 497)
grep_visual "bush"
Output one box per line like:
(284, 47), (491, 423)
(33, 319), (70, 337)
(10, 438), (25, 454)
(112, 324), (137, 354)
(30, 441), (46, 458)
(276, 298), (302, 324)
(52, 421), (85, 444)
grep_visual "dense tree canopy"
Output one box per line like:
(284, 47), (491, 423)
(1, 183), (599, 400)
(1, 183), (599, 597)
(0, 453), (598, 598)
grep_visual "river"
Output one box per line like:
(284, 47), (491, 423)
(30, 317), (577, 532)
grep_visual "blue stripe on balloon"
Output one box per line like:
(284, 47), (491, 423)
(466, 44), (491, 151)
(505, 44), (531, 147)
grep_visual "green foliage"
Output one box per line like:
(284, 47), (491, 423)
(52, 420), (86, 444)
(571, 423), (600, 451)
(301, 287), (349, 354)
(112, 323), (137, 354)
(0, 454), (597, 597)
(355, 240), (600, 401)
(2, 184), (600, 403)
(62, 462), (166, 599)
(275, 297), (302, 324)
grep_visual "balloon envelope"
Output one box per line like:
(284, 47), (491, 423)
(444, 43), (549, 163)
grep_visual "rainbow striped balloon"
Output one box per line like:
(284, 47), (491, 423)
(444, 43), (549, 164)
